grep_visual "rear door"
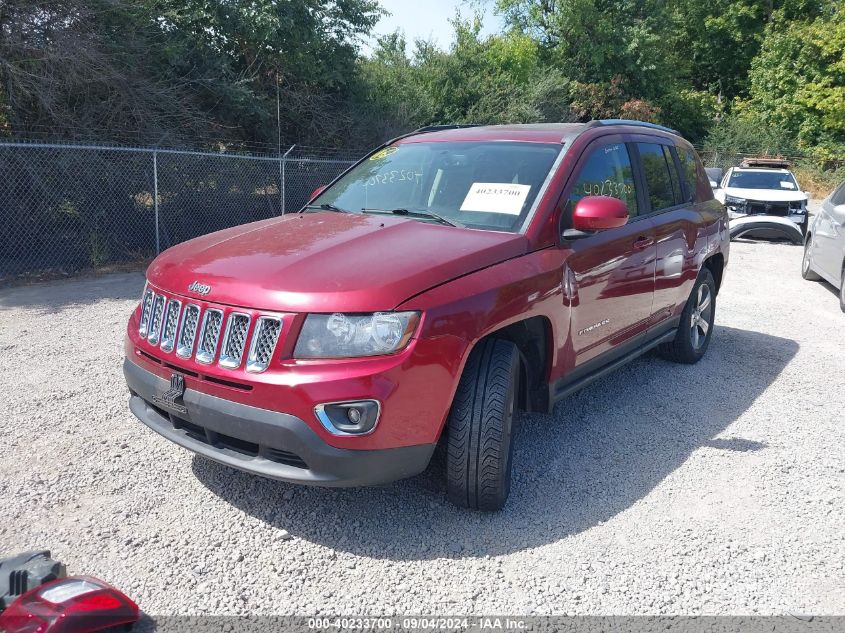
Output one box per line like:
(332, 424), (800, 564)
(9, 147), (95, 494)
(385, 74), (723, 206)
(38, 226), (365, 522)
(560, 137), (657, 366)
(813, 183), (845, 281)
(638, 141), (707, 321)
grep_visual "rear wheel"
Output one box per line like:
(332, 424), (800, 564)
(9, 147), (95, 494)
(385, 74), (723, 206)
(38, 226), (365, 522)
(446, 338), (519, 511)
(657, 268), (716, 364)
(802, 235), (821, 281)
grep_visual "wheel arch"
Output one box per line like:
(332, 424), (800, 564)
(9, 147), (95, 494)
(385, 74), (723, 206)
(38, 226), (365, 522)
(479, 315), (553, 414)
(703, 252), (725, 294)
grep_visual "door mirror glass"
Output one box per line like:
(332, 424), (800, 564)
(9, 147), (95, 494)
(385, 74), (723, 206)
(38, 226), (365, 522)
(572, 196), (629, 231)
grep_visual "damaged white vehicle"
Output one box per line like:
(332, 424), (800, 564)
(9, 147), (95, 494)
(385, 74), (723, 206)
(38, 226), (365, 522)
(714, 159), (809, 244)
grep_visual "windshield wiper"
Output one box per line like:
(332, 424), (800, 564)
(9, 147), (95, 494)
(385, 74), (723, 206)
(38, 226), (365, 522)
(304, 203), (350, 213)
(361, 208), (463, 228)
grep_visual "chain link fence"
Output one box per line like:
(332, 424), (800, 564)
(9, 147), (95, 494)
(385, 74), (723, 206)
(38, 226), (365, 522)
(0, 141), (361, 281)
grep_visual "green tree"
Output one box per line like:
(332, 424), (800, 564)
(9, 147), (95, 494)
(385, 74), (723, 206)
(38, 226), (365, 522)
(742, 5), (845, 156)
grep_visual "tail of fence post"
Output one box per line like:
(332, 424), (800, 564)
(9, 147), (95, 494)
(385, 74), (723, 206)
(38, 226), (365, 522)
(153, 150), (160, 254)
(280, 144), (295, 215)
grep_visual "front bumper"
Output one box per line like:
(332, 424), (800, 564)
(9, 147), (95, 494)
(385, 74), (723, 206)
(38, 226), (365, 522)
(124, 358), (436, 487)
(728, 215), (805, 244)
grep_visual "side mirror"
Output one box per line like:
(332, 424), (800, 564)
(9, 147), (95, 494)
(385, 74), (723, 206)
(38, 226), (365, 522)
(571, 196), (629, 232)
(310, 185), (327, 200)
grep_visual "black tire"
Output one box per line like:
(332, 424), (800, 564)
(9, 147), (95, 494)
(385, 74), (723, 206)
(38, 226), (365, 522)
(840, 271), (845, 313)
(446, 338), (519, 511)
(657, 268), (717, 364)
(802, 235), (821, 281)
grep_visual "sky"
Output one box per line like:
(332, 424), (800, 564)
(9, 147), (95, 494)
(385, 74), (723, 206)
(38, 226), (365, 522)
(363, 0), (504, 54)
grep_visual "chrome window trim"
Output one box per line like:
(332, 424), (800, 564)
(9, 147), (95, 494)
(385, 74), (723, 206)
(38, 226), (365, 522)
(138, 287), (154, 336)
(146, 294), (165, 345)
(245, 316), (283, 373)
(175, 304), (201, 359)
(218, 312), (252, 369)
(159, 299), (182, 353)
(195, 308), (224, 365)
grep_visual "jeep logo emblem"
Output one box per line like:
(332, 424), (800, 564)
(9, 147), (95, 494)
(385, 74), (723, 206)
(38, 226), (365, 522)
(188, 281), (211, 295)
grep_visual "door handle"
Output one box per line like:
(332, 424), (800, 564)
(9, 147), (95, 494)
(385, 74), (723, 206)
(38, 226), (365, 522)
(632, 236), (654, 250)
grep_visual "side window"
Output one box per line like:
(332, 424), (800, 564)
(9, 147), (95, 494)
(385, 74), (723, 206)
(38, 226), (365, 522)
(831, 182), (845, 206)
(664, 146), (684, 205)
(565, 143), (638, 224)
(636, 143), (678, 212)
(677, 147), (714, 202)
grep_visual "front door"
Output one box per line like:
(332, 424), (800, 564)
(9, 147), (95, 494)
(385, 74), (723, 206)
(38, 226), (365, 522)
(560, 139), (657, 366)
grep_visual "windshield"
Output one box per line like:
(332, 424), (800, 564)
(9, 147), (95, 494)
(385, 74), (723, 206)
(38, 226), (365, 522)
(310, 141), (561, 232)
(727, 170), (799, 191)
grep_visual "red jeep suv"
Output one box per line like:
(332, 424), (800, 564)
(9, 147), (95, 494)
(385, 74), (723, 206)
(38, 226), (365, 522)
(124, 121), (728, 510)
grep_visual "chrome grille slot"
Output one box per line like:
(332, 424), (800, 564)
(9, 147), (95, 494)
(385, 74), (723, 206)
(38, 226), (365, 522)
(138, 288), (154, 336)
(147, 294), (165, 345)
(219, 313), (251, 369)
(160, 299), (181, 352)
(195, 309), (224, 364)
(246, 317), (282, 373)
(176, 305), (200, 359)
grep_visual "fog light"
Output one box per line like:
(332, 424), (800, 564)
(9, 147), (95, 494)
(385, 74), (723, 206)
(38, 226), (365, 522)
(315, 401), (380, 435)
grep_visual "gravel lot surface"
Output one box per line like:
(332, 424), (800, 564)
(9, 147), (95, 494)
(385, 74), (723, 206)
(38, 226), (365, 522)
(1, 239), (843, 617)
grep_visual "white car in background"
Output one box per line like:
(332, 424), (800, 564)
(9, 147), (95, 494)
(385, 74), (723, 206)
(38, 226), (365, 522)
(803, 180), (845, 312)
(714, 159), (809, 244)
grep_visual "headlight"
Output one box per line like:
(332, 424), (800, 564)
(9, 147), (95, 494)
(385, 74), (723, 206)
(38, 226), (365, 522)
(294, 312), (420, 358)
(724, 195), (745, 208)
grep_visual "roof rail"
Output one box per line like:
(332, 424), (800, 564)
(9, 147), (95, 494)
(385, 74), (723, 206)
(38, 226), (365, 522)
(740, 157), (790, 169)
(595, 119), (679, 135)
(412, 124), (483, 134)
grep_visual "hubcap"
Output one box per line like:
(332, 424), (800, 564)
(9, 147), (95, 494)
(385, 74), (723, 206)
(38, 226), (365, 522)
(690, 284), (712, 351)
(803, 241), (812, 273)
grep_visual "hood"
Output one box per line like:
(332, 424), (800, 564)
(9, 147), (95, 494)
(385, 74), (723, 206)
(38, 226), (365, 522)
(718, 187), (808, 203)
(147, 212), (528, 313)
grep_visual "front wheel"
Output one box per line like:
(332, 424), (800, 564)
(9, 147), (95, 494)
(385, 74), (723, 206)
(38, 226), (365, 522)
(840, 272), (845, 313)
(802, 235), (821, 281)
(657, 268), (717, 364)
(446, 339), (520, 511)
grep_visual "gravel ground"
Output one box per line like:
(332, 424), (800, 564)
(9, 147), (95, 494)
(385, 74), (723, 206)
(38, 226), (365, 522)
(1, 239), (843, 617)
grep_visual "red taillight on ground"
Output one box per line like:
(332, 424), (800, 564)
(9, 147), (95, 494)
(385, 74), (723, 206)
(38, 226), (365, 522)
(0, 576), (139, 633)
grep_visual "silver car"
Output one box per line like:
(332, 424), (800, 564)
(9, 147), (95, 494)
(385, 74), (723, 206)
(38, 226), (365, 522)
(803, 180), (845, 311)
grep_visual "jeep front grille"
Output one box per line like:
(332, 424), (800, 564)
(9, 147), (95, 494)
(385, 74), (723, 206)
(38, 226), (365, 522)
(139, 288), (284, 372)
(147, 294), (165, 345)
(138, 288), (154, 336)
(160, 299), (181, 353)
(195, 309), (224, 364)
(246, 317), (282, 373)
(219, 313), (251, 369)
(176, 305), (200, 358)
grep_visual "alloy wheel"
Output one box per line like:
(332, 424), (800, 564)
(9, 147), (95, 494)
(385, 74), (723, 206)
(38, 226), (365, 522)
(690, 283), (712, 351)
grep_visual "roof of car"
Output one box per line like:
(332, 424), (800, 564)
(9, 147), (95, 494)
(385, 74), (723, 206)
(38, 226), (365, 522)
(732, 167), (793, 174)
(393, 120), (680, 145)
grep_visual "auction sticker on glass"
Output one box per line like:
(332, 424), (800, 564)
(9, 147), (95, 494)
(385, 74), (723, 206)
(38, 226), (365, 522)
(460, 183), (531, 215)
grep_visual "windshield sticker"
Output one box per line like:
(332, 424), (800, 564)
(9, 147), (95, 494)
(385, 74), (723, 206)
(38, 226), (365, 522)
(780, 181), (796, 189)
(460, 183), (531, 215)
(369, 147), (398, 161)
